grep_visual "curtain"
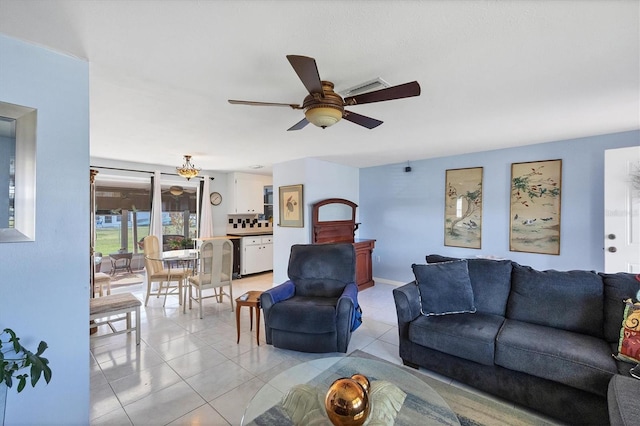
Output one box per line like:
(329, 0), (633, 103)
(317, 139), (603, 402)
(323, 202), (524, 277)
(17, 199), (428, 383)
(199, 175), (214, 239)
(149, 170), (163, 245)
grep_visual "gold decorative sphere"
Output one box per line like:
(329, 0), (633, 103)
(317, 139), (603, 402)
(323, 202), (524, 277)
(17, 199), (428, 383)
(350, 374), (370, 393)
(324, 377), (371, 426)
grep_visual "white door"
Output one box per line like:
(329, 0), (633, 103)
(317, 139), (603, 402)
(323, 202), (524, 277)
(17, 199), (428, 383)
(604, 146), (640, 273)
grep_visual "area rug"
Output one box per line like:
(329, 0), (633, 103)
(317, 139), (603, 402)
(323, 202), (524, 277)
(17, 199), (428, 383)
(108, 272), (144, 287)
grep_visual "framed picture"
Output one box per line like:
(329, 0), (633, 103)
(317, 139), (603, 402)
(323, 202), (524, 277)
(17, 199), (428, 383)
(444, 167), (483, 249)
(279, 184), (304, 227)
(510, 159), (562, 255)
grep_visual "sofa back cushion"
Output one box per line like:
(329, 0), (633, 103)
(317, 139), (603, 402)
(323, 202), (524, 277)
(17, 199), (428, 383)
(426, 255), (512, 316)
(506, 263), (604, 338)
(600, 272), (640, 343)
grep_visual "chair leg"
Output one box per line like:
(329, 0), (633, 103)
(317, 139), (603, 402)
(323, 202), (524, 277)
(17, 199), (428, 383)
(144, 278), (152, 306)
(199, 287), (203, 319)
(229, 283), (234, 312)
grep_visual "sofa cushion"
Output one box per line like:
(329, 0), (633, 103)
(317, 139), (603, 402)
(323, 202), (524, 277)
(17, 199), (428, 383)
(614, 298), (640, 364)
(268, 296), (338, 334)
(409, 312), (504, 366)
(412, 260), (476, 316)
(495, 319), (617, 396)
(427, 255), (512, 316)
(601, 272), (640, 343)
(507, 264), (604, 338)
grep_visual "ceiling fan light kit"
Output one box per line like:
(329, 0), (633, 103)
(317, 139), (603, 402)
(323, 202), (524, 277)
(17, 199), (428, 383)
(228, 55), (421, 131)
(176, 155), (201, 180)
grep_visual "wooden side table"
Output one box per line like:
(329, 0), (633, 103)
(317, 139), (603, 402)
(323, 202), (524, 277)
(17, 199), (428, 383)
(109, 252), (133, 275)
(235, 291), (263, 345)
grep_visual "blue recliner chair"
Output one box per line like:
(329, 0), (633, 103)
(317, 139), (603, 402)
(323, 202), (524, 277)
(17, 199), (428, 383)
(260, 243), (362, 353)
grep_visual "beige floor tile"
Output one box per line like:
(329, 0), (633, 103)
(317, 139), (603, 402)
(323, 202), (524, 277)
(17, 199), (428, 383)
(166, 403), (230, 426)
(123, 381), (206, 425)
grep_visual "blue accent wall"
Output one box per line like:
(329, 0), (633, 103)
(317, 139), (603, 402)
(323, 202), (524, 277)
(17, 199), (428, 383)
(0, 34), (90, 423)
(359, 131), (639, 283)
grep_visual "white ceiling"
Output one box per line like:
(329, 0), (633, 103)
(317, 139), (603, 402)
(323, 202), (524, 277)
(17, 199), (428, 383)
(1, 1), (638, 174)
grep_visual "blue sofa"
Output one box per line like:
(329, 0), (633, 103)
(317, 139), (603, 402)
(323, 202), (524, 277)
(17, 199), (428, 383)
(393, 255), (639, 425)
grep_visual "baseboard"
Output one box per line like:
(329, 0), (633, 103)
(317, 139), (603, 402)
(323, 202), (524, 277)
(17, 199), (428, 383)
(373, 276), (406, 287)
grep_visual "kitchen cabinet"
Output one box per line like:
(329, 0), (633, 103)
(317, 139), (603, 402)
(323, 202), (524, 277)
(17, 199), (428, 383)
(227, 173), (272, 215)
(241, 235), (273, 275)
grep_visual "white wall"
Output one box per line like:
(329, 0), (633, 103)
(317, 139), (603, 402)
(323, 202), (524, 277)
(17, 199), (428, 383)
(272, 158), (359, 284)
(0, 34), (90, 424)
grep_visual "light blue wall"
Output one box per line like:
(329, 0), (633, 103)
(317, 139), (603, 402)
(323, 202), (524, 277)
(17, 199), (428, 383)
(273, 158), (359, 284)
(0, 34), (90, 424)
(359, 130), (639, 284)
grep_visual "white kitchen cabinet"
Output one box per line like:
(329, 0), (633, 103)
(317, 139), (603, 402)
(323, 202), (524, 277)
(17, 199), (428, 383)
(241, 235), (273, 275)
(227, 173), (272, 215)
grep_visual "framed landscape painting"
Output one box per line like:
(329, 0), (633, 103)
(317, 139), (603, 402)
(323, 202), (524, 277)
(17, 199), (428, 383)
(279, 184), (304, 227)
(510, 159), (562, 255)
(444, 167), (483, 249)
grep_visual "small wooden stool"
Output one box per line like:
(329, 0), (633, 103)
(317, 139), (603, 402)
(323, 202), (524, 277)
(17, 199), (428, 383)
(90, 293), (141, 345)
(235, 291), (263, 345)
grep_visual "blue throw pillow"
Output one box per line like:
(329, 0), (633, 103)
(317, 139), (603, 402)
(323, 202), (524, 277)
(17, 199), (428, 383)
(412, 260), (476, 316)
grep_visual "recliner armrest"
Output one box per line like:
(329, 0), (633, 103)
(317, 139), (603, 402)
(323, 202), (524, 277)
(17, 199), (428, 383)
(261, 280), (295, 311)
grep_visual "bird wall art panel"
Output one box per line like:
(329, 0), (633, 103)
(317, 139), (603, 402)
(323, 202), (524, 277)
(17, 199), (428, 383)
(444, 167), (483, 249)
(510, 159), (562, 255)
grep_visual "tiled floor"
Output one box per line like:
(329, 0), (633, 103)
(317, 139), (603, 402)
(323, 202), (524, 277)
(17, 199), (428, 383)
(90, 273), (554, 425)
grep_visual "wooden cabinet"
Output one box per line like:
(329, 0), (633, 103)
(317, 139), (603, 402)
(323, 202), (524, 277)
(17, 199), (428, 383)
(353, 239), (375, 290)
(227, 173), (271, 214)
(311, 198), (375, 291)
(241, 235), (273, 275)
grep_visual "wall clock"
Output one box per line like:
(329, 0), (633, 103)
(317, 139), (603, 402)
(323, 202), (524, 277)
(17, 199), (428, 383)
(209, 192), (222, 206)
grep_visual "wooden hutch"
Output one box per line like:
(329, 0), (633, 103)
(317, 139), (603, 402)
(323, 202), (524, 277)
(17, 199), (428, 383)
(311, 198), (375, 291)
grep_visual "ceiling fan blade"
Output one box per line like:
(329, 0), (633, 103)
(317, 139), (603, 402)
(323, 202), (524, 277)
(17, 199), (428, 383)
(228, 99), (301, 109)
(343, 110), (383, 129)
(287, 117), (309, 131)
(343, 81), (421, 105)
(286, 55), (324, 96)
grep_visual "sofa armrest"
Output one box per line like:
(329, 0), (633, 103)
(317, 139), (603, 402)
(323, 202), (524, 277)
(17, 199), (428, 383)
(393, 282), (422, 340)
(336, 282), (358, 352)
(261, 280), (295, 311)
(261, 280), (296, 345)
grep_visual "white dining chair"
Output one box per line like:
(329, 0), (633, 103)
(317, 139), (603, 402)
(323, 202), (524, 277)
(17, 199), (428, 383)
(185, 239), (234, 318)
(143, 235), (187, 307)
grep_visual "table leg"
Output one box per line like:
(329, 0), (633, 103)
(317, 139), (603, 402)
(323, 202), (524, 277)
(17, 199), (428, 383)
(236, 304), (241, 344)
(249, 306), (254, 331)
(256, 307), (260, 346)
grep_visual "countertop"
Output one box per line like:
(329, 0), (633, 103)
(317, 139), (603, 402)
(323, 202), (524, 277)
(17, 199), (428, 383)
(227, 231), (273, 237)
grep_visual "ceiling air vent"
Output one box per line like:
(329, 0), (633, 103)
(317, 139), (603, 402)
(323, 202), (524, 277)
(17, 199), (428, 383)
(340, 77), (390, 97)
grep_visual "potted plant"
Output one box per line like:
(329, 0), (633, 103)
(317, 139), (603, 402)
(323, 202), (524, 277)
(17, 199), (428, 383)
(1, 328), (52, 422)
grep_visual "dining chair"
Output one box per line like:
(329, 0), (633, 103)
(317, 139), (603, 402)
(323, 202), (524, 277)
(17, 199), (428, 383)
(143, 235), (187, 307)
(185, 239), (234, 318)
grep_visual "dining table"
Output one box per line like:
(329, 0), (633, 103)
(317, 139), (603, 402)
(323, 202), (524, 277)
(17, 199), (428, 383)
(145, 249), (199, 306)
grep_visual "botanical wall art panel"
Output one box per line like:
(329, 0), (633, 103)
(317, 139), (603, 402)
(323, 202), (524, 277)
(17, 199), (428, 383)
(445, 167), (483, 249)
(510, 159), (562, 255)
(279, 184), (304, 227)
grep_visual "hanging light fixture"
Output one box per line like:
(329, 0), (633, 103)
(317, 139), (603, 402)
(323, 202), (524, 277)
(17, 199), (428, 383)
(176, 155), (200, 180)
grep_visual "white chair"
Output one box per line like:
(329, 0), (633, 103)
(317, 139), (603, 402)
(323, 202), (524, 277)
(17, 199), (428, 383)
(185, 239), (234, 318)
(143, 235), (187, 307)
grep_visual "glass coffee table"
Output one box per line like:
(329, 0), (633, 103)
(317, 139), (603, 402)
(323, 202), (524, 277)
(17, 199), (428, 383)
(241, 356), (460, 425)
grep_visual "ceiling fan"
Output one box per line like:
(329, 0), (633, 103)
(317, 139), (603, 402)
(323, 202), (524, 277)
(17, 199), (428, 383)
(228, 55), (421, 131)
